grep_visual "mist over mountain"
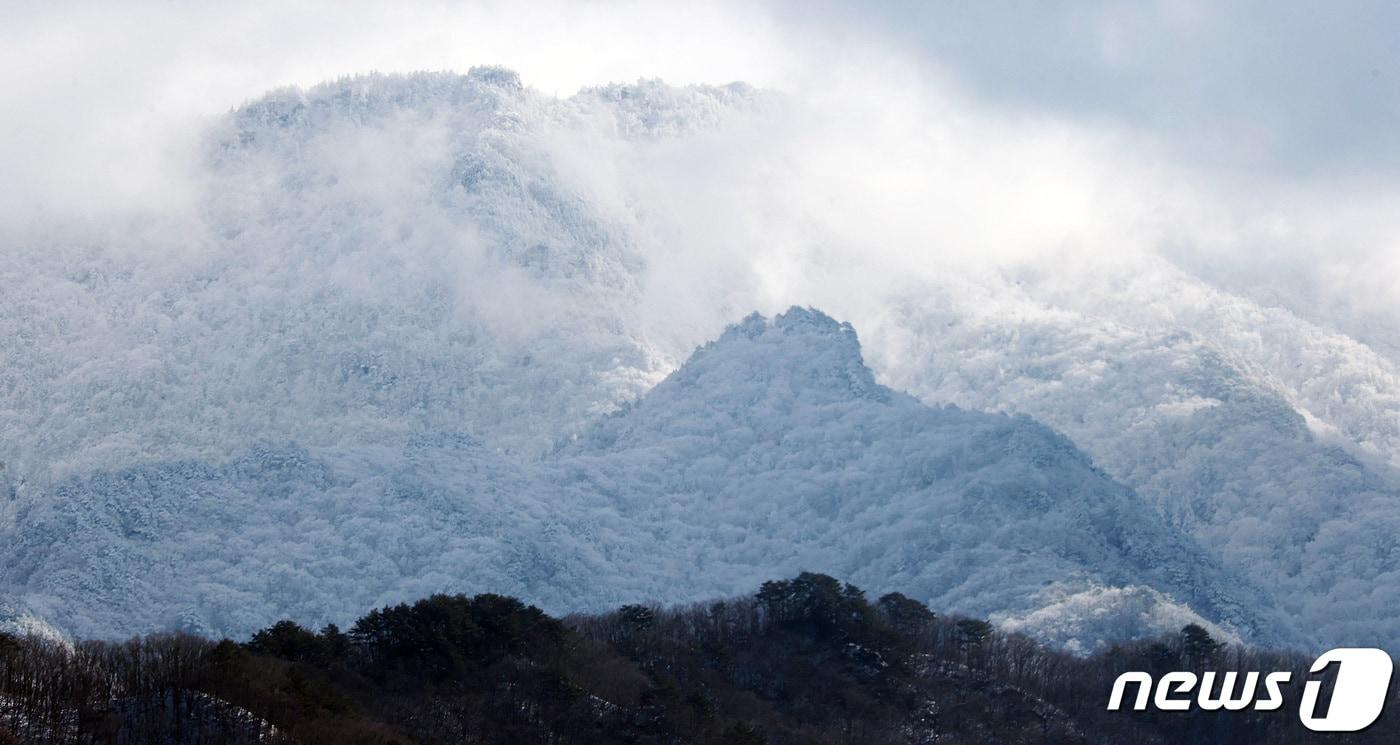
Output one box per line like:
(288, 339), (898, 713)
(4, 69), (1399, 653)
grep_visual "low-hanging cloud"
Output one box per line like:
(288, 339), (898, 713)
(4, 1), (1396, 344)
(3, 0), (1400, 419)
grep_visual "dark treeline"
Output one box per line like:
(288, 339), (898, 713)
(1, 573), (1394, 744)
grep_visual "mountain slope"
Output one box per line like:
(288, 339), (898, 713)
(1, 436), (606, 637)
(862, 264), (1400, 648)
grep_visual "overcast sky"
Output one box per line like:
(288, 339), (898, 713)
(4, 1), (1396, 190)
(2, 1), (1397, 338)
(782, 1), (1400, 178)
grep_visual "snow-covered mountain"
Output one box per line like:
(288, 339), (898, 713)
(860, 265), (1400, 649)
(0, 308), (1283, 652)
(4, 68), (1399, 652)
(549, 308), (1287, 650)
(1, 69), (757, 494)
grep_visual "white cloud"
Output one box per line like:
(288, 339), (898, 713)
(1, 1), (1397, 344)
(0, 0), (790, 222)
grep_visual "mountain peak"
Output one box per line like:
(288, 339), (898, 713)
(725, 306), (854, 339)
(703, 306), (883, 396)
(464, 65), (524, 91)
(562, 307), (889, 454)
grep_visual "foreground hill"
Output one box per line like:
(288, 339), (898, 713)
(0, 574), (1386, 745)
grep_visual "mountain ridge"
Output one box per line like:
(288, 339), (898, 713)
(1, 308), (1288, 654)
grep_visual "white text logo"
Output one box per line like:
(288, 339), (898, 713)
(1108, 648), (1393, 732)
